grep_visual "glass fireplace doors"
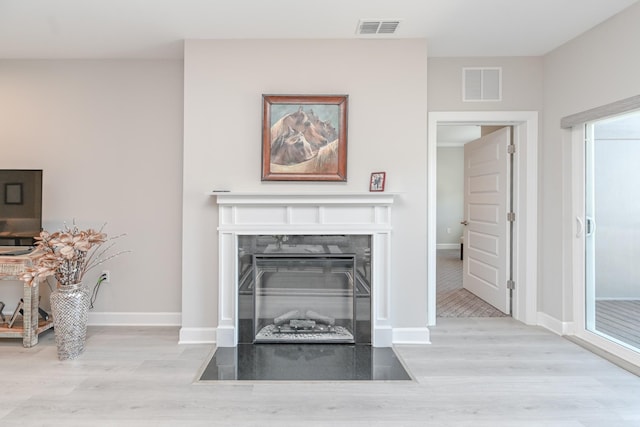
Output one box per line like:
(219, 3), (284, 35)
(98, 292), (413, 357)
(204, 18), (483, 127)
(237, 234), (372, 345)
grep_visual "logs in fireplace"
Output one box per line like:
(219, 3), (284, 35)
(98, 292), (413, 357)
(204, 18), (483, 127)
(255, 309), (353, 342)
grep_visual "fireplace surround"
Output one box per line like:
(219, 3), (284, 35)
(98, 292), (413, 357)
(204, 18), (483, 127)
(213, 192), (395, 347)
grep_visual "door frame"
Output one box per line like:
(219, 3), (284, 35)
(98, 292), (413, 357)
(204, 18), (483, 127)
(427, 111), (538, 325)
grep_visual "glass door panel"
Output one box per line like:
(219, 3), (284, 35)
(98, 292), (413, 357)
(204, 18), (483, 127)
(585, 110), (640, 353)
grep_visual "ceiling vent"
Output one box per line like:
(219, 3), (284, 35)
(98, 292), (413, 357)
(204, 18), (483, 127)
(357, 20), (401, 36)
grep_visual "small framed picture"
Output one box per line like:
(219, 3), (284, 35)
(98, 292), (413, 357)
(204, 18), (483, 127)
(369, 172), (386, 192)
(4, 183), (23, 205)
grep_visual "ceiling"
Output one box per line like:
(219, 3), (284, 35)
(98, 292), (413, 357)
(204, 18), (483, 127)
(0, 0), (637, 59)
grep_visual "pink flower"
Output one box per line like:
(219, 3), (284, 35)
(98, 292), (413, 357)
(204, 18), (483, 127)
(59, 245), (76, 260)
(21, 222), (126, 288)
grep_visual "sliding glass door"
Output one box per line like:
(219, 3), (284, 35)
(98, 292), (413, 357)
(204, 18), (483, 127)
(585, 110), (640, 353)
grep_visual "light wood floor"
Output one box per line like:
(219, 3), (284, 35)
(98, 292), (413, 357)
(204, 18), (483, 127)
(1, 319), (639, 426)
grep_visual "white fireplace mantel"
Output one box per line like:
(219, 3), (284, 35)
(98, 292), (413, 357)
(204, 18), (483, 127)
(212, 191), (396, 205)
(211, 192), (396, 347)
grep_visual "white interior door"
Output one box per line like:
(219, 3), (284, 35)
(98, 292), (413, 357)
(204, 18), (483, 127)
(462, 127), (511, 314)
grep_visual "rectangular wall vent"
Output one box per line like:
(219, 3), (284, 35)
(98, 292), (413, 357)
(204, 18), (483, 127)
(463, 67), (502, 102)
(357, 20), (400, 35)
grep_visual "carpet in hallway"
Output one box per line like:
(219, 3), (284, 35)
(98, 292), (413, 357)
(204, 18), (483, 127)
(437, 249), (507, 318)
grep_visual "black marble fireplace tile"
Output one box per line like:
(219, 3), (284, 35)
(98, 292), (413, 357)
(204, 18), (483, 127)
(199, 344), (412, 381)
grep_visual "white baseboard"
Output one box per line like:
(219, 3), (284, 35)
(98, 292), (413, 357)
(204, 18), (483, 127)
(179, 327), (217, 344)
(87, 312), (181, 326)
(537, 312), (575, 335)
(436, 243), (460, 250)
(392, 327), (431, 345)
(83, 316), (433, 346)
(372, 325), (393, 347)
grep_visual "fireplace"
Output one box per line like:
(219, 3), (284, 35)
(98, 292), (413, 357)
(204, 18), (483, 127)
(213, 192), (395, 347)
(237, 235), (371, 344)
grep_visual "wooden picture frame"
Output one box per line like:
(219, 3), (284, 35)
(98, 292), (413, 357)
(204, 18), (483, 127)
(262, 94), (348, 181)
(369, 172), (386, 192)
(4, 183), (23, 205)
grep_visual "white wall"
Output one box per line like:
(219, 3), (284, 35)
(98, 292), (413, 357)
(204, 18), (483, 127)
(428, 57), (544, 112)
(0, 60), (184, 318)
(428, 57), (543, 318)
(4, 5), (635, 333)
(436, 147), (464, 245)
(182, 39), (429, 337)
(543, 1), (640, 320)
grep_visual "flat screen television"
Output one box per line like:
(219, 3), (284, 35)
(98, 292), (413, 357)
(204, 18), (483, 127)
(0, 169), (43, 246)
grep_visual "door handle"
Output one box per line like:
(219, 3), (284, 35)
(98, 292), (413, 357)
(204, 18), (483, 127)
(460, 220), (469, 226)
(586, 217), (596, 237)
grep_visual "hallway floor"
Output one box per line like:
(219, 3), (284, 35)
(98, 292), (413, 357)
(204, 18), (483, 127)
(437, 249), (507, 317)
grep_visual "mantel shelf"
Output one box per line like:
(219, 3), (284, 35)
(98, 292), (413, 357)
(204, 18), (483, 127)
(208, 192), (398, 206)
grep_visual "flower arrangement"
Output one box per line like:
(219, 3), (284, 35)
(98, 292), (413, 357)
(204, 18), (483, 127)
(21, 222), (125, 287)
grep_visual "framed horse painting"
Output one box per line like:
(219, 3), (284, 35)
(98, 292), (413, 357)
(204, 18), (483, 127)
(262, 94), (348, 181)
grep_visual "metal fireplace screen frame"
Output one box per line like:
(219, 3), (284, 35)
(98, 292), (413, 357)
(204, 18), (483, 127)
(237, 234), (372, 345)
(252, 254), (356, 344)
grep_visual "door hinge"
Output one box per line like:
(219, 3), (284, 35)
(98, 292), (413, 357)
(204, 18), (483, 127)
(507, 280), (515, 290)
(507, 212), (515, 222)
(507, 144), (516, 154)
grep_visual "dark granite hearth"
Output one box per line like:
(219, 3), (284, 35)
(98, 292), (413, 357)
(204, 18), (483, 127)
(199, 344), (412, 381)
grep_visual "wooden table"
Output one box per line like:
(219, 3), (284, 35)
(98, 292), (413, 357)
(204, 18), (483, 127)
(0, 249), (54, 347)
